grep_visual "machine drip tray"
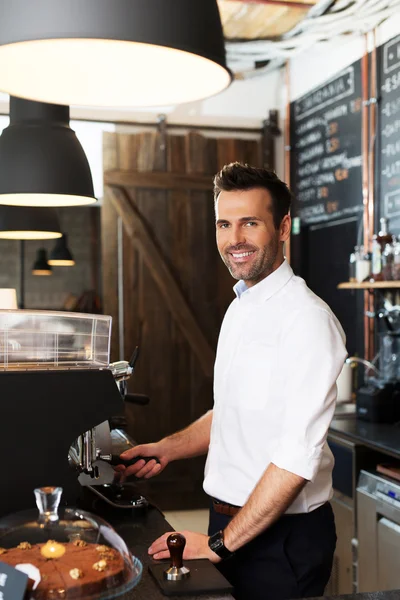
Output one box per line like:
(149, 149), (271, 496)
(87, 483), (149, 509)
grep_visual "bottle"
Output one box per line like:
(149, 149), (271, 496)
(356, 245), (371, 282)
(370, 218), (393, 281)
(349, 252), (357, 282)
(392, 236), (400, 280)
(382, 243), (394, 280)
(371, 238), (383, 280)
(377, 217), (393, 248)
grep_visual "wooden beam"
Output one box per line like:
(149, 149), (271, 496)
(107, 186), (216, 378)
(105, 170), (214, 192)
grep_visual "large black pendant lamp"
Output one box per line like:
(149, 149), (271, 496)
(0, 206), (62, 240)
(0, 97), (95, 207)
(0, 0), (231, 108)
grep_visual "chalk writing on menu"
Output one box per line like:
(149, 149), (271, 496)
(290, 61), (363, 225)
(379, 34), (400, 228)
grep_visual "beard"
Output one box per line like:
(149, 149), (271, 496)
(220, 236), (280, 284)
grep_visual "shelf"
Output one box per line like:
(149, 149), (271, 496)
(338, 281), (400, 289)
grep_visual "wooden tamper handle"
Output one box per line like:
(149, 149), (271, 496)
(163, 533), (190, 581)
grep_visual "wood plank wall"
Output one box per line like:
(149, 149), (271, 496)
(102, 130), (262, 509)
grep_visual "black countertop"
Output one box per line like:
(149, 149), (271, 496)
(329, 417), (400, 460)
(89, 498), (234, 600)
(310, 593), (400, 600)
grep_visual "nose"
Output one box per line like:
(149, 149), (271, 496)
(229, 224), (246, 247)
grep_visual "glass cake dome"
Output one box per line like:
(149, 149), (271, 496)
(0, 487), (142, 599)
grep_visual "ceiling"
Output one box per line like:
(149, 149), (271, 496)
(218, 0), (318, 40)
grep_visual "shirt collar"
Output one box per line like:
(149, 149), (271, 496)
(233, 259), (293, 303)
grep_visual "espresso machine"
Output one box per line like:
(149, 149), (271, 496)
(0, 309), (153, 518)
(355, 305), (400, 423)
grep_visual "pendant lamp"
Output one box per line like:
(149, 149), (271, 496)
(0, 97), (95, 207)
(32, 248), (52, 276)
(0, 0), (231, 108)
(0, 206), (62, 240)
(48, 233), (75, 266)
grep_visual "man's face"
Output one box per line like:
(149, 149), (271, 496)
(215, 187), (290, 286)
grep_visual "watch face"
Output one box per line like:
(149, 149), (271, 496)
(210, 533), (223, 551)
(209, 531), (231, 559)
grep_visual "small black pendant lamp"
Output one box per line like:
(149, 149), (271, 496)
(48, 233), (75, 266)
(32, 248), (52, 276)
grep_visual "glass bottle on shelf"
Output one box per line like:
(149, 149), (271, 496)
(382, 242), (394, 280)
(349, 251), (357, 282)
(377, 217), (393, 248)
(371, 237), (383, 281)
(392, 236), (400, 280)
(370, 218), (393, 281)
(356, 245), (371, 282)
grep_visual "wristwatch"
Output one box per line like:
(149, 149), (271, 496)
(208, 530), (234, 560)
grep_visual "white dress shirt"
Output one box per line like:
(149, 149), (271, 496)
(203, 259), (347, 514)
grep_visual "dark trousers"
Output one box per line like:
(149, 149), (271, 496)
(208, 501), (336, 600)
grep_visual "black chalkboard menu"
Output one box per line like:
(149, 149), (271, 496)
(290, 60), (363, 225)
(377, 34), (400, 231)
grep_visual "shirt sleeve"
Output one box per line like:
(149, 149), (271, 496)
(270, 307), (347, 482)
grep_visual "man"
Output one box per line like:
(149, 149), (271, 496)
(118, 163), (347, 600)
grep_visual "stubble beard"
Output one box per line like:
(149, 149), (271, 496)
(222, 237), (280, 284)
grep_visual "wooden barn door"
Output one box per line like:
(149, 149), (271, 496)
(102, 130), (262, 509)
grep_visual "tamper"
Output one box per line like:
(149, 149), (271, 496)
(163, 533), (190, 581)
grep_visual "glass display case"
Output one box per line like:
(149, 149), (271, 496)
(0, 310), (111, 370)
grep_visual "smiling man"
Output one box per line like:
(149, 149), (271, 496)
(118, 163), (347, 600)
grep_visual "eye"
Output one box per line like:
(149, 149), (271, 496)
(217, 223), (230, 229)
(244, 221), (257, 227)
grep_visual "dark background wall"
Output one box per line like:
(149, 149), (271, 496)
(0, 206), (100, 310)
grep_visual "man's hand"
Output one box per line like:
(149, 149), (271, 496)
(115, 441), (170, 479)
(148, 531), (221, 564)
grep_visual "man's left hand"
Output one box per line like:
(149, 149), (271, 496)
(148, 530), (221, 564)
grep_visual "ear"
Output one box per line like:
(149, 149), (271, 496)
(280, 214), (291, 243)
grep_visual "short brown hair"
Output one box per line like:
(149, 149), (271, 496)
(213, 162), (292, 229)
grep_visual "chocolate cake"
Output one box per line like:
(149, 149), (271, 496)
(0, 540), (126, 598)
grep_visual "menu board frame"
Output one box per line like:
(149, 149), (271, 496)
(377, 33), (400, 232)
(290, 59), (364, 226)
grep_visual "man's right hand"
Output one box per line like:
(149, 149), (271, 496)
(115, 441), (169, 480)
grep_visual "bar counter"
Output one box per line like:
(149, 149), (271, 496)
(92, 500), (234, 600)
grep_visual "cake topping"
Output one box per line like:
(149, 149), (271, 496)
(92, 559), (107, 572)
(17, 542), (32, 550)
(40, 541), (66, 559)
(73, 539), (87, 547)
(100, 550), (116, 561)
(0, 548), (7, 555)
(69, 568), (83, 580)
(96, 545), (109, 553)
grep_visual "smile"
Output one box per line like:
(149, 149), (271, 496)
(229, 251), (256, 262)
